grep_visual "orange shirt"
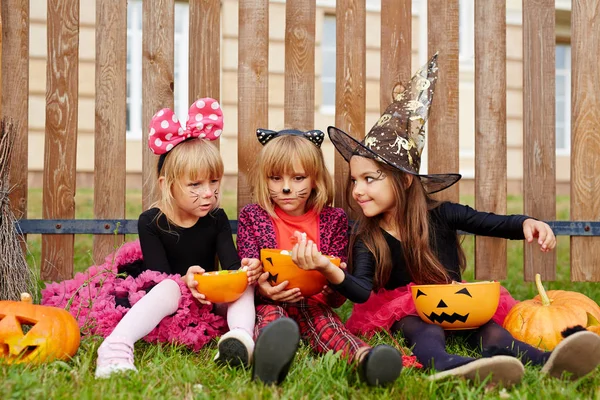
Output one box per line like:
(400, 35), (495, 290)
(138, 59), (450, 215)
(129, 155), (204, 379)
(272, 206), (320, 250)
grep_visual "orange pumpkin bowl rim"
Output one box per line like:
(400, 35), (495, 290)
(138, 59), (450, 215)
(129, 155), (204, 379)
(260, 249), (342, 265)
(411, 281), (500, 290)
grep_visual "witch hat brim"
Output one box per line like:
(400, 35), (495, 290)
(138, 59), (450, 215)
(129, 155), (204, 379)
(327, 125), (461, 194)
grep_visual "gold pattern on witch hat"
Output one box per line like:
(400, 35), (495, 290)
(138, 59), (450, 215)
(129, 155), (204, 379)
(327, 53), (461, 194)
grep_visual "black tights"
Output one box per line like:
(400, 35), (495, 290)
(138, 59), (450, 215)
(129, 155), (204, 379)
(391, 316), (551, 371)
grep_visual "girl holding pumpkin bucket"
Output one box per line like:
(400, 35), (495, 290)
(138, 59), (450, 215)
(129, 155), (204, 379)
(320, 54), (600, 385)
(92, 99), (266, 377)
(236, 130), (404, 386)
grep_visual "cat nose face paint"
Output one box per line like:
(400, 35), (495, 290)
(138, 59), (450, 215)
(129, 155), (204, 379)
(282, 188), (291, 194)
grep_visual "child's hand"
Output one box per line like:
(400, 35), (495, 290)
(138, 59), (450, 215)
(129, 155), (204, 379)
(320, 262), (347, 296)
(256, 271), (304, 303)
(184, 265), (212, 306)
(241, 258), (262, 284)
(523, 218), (556, 252)
(291, 231), (332, 272)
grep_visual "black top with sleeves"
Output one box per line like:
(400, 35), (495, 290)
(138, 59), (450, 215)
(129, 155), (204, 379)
(332, 202), (529, 303)
(137, 207), (241, 276)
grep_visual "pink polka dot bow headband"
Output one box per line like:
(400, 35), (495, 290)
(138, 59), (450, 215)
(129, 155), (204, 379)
(148, 98), (223, 155)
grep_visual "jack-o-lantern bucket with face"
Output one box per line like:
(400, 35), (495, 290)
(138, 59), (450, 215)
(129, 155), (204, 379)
(411, 281), (500, 330)
(260, 249), (341, 297)
(193, 270), (248, 303)
(0, 293), (81, 364)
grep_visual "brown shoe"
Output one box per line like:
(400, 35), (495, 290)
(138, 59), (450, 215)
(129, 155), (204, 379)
(541, 330), (600, 380)
(428, 356), (524, 387)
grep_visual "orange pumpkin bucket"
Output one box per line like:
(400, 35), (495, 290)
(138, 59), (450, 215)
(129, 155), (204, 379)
(0, 293), (81, 364)
(193, 270), (248, 304)
(260, 249), (341, 297)
(411, 281), (500, 330)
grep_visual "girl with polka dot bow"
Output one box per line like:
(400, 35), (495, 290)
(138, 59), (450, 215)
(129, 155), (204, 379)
(93, 98), (263, 378)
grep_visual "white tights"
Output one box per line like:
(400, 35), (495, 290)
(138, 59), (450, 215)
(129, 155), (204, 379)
(107, 279), (256, 344)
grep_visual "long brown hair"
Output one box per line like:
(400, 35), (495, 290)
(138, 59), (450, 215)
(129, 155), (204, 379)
(346, 158), (466, 289)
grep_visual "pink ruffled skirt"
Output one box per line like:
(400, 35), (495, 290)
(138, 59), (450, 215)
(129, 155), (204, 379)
(346, 282), (518, 337)
(41, 240), (227, 351)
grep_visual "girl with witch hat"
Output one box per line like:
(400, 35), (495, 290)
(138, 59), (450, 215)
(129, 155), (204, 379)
(304, 54), (600, 386)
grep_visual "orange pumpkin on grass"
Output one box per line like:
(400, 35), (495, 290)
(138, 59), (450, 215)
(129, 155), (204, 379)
(0, 293), (81, 364)
(260, 249), (341, 297)
(193, 270), (248, 303)
(503, 274), (600, 350)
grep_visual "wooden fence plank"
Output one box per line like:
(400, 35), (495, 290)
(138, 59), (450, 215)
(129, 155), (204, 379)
(0, 4), (2, 117)
(1, 0), (29, 224)
(522, 0), (556, 281)
(571, 0), (600, 282)
(474, 0), (507, 280)
(284, 0), (315, 130)
(93, 0), (127, 263)
(237, 0), (268, 214)
(427, 0), (459, 203)
(189, 0), (220, 104)
(42, 0), (79, 281)
(142, 0), (174, 210)
(380, 0), (411, 112)
(334, 0), (366, 210)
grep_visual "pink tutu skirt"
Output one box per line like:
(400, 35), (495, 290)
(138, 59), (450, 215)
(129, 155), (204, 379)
(346, 282), (518, 338)
(41, 240), (227, 351)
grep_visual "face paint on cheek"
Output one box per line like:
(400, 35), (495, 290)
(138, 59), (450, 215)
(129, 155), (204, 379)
(296, 188), (309, 199)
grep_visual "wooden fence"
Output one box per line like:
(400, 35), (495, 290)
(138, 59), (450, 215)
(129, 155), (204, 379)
(1, 0), (599, 283)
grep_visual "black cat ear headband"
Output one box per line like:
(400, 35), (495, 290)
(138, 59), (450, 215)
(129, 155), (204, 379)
(256, 128), (325, 148)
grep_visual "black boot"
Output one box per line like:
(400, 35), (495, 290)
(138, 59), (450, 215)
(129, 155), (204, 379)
(252, 317), (300, 385)
(359, 345), (403, 386)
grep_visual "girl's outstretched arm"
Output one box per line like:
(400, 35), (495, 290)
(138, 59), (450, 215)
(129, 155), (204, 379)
(522, 218), (556, 252)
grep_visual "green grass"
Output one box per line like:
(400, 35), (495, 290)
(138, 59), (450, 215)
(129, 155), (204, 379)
(2, 190), (600, 399)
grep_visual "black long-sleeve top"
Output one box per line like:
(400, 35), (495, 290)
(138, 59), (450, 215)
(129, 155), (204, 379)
(137, 207), (241, 275)
(332, 202), (529, 303)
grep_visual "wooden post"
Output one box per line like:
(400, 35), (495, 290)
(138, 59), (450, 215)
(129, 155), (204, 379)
(142, 0), (174, 210)
(380, 0), (411, 112)
(571, 0), (600, 282)
(334, 0), (366, 211)
(284, 0), (315, 130)
(522, 0), (556, 281)
(189, 0), (221, 108)
(94, 0), (127, 263)
(474, 0), (507, 280)
(237, 0), (268, 214)
(2, 0), (29, 226)
(42, 0), (79, 281)
(427, 0), (460, 203)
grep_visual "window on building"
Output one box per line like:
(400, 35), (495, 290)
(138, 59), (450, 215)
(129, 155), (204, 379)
(458, 0), (474, 68)
(127, 1), (190, 139)
(321, 15), (336, 114)
(555, 43), (571, 153)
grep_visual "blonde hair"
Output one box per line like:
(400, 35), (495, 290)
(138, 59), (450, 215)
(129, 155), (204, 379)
(251, 135), (333, 216)
(152, 139), (224, 226)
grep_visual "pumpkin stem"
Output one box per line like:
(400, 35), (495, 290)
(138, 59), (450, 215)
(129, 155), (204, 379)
(20, 292), (33, 303)
(587, 312), (600, 327)
(534, 273), (552, 306)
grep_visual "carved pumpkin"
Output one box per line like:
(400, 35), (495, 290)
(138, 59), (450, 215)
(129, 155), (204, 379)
(260, 249), (341, 297)
(503, 274), (600, 350)
(193, 270), (248, 303)
(411, 281), (500, 330)
(0, 293), (81, 364)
